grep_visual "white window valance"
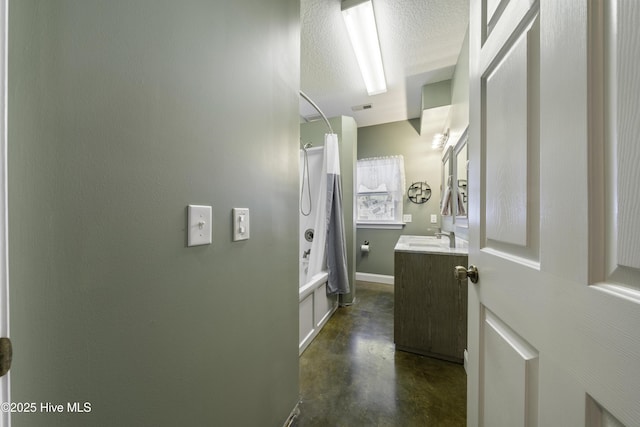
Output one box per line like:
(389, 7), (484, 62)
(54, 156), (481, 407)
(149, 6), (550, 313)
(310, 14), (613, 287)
(356, 156), (406, 226)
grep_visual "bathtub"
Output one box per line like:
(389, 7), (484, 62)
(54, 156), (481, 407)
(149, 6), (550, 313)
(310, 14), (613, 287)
(299, 145), (338, 355)
(299, 270), (337, 355)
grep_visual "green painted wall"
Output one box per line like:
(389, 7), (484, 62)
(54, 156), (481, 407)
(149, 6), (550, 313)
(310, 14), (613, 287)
(356, 119), (442, 277)
(8, 1), (299, 426)
(357, 30), (470, 279)
(300, 116), (357, 304)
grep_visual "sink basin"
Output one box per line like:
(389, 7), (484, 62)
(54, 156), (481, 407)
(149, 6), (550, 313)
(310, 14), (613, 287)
(409, 242), (441, 247)
(394, 235), (468, 254)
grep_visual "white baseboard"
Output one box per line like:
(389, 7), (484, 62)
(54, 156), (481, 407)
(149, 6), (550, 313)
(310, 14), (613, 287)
(355, 272), (394, 285)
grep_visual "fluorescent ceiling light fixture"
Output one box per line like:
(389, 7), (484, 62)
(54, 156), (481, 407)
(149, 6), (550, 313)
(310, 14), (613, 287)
(342, 0), (387, 96)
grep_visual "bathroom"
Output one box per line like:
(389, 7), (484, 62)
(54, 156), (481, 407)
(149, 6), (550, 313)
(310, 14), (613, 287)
(296, 109), (470, 354)
(294, 1), (472, 422)
(5, 0), (638, 426)
(296, 0), (640, 424)
(295, 108), (470, 425)
(296, 0), (470, 354)
(7, 0), (468, 424)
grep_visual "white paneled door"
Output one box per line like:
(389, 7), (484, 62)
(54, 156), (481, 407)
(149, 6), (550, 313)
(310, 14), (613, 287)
(467, 0), (640, 426)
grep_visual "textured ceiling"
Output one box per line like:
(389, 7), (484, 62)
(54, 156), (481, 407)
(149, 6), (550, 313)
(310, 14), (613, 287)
(300, 0), (469, 128)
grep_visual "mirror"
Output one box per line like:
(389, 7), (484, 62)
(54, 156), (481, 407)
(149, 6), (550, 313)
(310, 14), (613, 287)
(454, 128), (468, 228)
(440, 146), (454, 231)
(440, 127), (468, 239)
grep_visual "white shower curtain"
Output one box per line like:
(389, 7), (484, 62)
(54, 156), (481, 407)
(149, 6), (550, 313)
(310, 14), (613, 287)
(307, 134), (350, 295)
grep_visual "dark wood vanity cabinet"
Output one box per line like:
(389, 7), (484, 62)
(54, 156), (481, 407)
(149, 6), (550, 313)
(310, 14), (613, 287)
(394, 251), (468, 363)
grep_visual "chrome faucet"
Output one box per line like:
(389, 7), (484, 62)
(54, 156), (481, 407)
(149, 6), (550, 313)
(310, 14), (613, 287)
(303, 249), (311, 259)
(435, 230), (456, 248)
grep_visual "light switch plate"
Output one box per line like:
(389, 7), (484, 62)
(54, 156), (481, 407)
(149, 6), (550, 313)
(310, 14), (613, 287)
(403, 214), (412, 223)
(233, 208), (250, 241)
(188, 205), (212, 246)
(431, 214), (438, 224)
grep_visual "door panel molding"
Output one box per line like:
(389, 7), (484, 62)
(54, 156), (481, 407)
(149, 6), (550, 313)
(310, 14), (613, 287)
(588, 0), (640, 293)
(484, 32), (528, 246)
(482, 308), (539, 427)
(613, 0), (640, 272)
(483, 0), (510, 40)
(480, 0), (538, 64)
(586, 394), (627, 427)
(480, 12), (540, 264)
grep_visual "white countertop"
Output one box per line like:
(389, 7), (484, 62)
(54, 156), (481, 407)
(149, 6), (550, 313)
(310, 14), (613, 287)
(394, 235), (469, 255)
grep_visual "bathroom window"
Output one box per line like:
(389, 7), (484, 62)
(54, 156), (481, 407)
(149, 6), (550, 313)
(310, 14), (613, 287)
(356, 156), (406, 228)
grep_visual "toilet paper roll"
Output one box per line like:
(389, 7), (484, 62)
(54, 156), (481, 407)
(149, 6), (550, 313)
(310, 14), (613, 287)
(361, 244), (370, 253)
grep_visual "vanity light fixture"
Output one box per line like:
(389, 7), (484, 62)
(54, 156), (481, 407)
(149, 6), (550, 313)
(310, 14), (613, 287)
(432, 129), (450, 149)
(342, 0), (387, 96)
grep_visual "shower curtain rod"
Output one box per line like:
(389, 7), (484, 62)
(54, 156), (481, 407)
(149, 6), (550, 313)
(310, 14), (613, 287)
(299, 90), (334, 134)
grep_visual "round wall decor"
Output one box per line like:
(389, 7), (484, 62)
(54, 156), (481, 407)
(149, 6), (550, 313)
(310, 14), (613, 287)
(407, 181), (431, 204)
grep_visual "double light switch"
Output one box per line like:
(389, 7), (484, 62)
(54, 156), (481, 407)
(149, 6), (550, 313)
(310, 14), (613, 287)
(187, 205), (250, 246)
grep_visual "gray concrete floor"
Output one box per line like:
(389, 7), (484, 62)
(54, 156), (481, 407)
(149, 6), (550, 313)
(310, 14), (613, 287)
(295, 281), (466, 426)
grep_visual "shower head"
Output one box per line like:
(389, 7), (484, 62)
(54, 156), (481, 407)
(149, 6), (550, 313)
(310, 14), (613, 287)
(304, 143), (313, 149)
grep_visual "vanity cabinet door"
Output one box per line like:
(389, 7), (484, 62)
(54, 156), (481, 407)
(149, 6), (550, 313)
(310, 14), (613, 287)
(394, 251), (468, 363)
